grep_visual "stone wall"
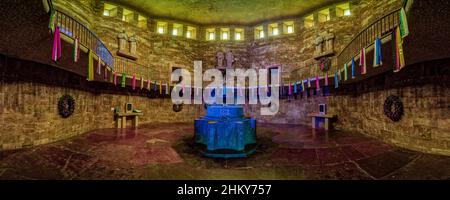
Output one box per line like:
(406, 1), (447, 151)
(0, 80), (202, 151)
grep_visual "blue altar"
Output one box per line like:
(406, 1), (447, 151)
(194, 104), (257, 158)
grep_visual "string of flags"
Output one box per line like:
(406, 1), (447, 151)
(49, 7), (410, 98)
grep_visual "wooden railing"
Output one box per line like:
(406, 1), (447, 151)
(337, 9), (401, 67)
(114, 57), (159, 80)
(54, 10), (114, 68)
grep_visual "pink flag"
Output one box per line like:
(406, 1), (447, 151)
(114, 72), (117, 86)
(360, 48), (367, 75)
(52, 26), (62, 61)
(132, 74), (136, 90)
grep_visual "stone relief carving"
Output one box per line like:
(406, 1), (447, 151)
(117, 30), (138, 60)
(216, 51), (224, 68)
(129, 34), (137, 56)
(313, 31), (335, 60)
(118, 29), (128, 53)
(225, 50), (234, 68)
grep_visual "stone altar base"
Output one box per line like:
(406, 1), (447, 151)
(194, 105), (257, 158)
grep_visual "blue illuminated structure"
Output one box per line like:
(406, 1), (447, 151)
(194, 90), (257, 158)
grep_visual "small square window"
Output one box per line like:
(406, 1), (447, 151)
(206, 28), (216, 41)
(172, 23), (183, 36)
(318, 8), (331, 22)
(186, 26), (197, 39)
(283, 21), (294, 34)
(268, 23), (279, 37)
(234, 28), (244, 41)
(137, 15), (147, 28)
(157, 22), (168, 34)
(255, 26), (264, 39)
(304, 14), (315, 28)
(220, 28), (230, 40)
(122, 9), (134, 23)
(103, 3), (117, 17)
(336, 2), (351, 17)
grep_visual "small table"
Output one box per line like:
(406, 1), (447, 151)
(308, 113), (337, 131)
(115, 112), (143, 129)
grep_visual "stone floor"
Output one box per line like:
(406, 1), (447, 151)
(0, 123), (449, 180)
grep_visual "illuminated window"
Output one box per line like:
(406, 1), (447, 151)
(172, 23), (183, 36)
(283, 21), (294, 34)
(220, 28), (230, 40)
(336, 2), (351, 17)
(122, 8), (134, 23)
(206, 28), (216, 41)
(234, 28), (244, 41)
(186, 26), (196, 39)
(137, 15), (147, 28)
(318, 8), (331, 22)
(103, 3), (117, 17)
(255, 26), (264, 39)
(157, 22), (168, 34)
(268, 23), (279, 37)
(304, 14), (315, 28)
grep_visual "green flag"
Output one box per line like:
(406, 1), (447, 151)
(121, 73), (126, 88)
(399, 8), (409, 38)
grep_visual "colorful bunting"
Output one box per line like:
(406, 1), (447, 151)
(360, 48), (367, 75)
(294, 82), (298, 94)
(373, 37), (383, 67)
(52, 26), (62, 62)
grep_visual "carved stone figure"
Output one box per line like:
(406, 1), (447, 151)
(314, 36), (324, 55)
(225, 50), (234, 68)
(216, 51), (224, 68)
(129, 34), (137, 55)
(324, 32), (335, 52)
(118, 29), (128, 53)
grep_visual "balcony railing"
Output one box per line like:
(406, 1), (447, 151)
(337, 9), (401, 67)
(114, 57), (159, 80)
(53, 10), (114, 69)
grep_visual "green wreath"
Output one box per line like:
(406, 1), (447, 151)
(58, 95), (75, 118)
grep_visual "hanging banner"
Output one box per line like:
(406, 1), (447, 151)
(373, 37), (383, 67)
(121, 73), (126, 88)
(334, 72), (339, 89)
(315, 76), (320, 91)
(87, 50), (94, 81)
(97, 57), (102, 75)
(394, 27), (406, 72)
(147, 79), (151, 90)
(344, 63), (348, 81)
(52, 26), (62, 62)
(360, 48), (367, 75)
(140, 77), (144, 89)
(132, 75), (136, 90)
(293, 82), (298, 94)
(325, 72), (329, 86)
(399, 8), (410, 38)
(73, 37), (79, 62)
(114, 72), (117, 86)
(351, 57), (356, 79)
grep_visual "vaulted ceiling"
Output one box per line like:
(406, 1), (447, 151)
(110, 0), (341, 25)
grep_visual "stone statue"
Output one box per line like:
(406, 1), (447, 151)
(324, 32), (335, 52)
(129, 34), (137, 55)
(216, 51), (224, 68)
(118, 29), (128, 53)
(314, 36), (324, 55)
(225, 50), (234, 68)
